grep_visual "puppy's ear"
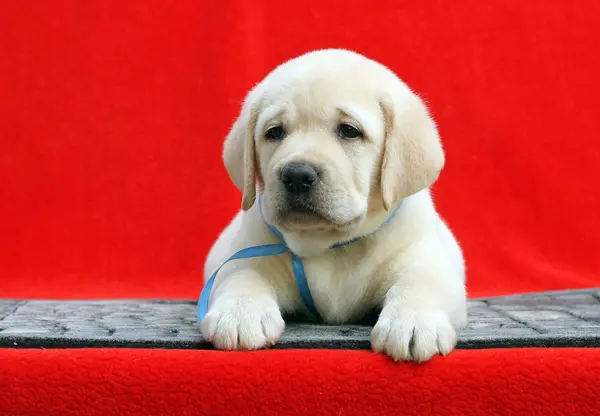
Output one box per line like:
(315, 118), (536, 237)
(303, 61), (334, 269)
(379, 91), (445, 211)
(223, 99), (260, 211)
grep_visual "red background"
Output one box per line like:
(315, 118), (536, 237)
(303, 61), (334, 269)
(1, 2), (600, 415)
(2, 0), (599, 300)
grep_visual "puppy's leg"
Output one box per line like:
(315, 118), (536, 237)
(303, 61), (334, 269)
(200, 268), (285, 350)
(371, 237), (466, 362)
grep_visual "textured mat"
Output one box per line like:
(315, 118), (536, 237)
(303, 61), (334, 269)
(2, 289), (598, 350)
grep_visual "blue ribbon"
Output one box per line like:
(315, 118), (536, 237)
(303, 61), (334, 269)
(197, 200), (400, 323)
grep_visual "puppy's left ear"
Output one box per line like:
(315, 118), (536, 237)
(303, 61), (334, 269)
(379, 90), (445, 210)
(223, 98), (260, 211)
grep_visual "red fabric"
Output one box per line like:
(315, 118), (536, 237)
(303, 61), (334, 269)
(1, 0), (599, 300)
(1, 1), (599, 415)
(0, 348), (599, 416)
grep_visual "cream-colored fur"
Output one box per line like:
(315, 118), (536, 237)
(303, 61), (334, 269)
(201, 49), (466, 362)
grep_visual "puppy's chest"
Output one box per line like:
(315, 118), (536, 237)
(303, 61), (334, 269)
(302, 249), (380, 324)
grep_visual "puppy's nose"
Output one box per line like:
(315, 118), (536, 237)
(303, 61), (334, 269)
(280, 163), (319, 193)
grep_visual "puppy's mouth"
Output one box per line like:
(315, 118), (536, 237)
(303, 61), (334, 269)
(286, 197), (324, 217)
(273, 196), (362, 232)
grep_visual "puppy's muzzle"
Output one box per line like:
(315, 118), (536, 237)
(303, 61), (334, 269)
(280, 163), (320, 194)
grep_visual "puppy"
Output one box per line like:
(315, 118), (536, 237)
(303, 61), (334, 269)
(200, 49), (466, 362)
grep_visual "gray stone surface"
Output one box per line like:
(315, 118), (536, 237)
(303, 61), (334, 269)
(1, 289), (599, 349)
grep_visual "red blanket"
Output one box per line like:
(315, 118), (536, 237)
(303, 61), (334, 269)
(1, 349), (599, 415)
(1, 1), (599, 414)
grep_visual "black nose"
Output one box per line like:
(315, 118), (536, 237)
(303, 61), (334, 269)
(280, 163), (319, 193)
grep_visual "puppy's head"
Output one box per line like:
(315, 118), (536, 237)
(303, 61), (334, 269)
(223, 49), (444, 235)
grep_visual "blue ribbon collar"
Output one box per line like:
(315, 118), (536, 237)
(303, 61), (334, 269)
(197, 200), (400, 323)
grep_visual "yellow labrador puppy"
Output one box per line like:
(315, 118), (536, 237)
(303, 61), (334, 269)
(200, 49), (466, 362)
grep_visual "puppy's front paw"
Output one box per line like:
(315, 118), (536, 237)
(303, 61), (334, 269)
(371, 302), (457, 363)
(200, 295), (285, 350)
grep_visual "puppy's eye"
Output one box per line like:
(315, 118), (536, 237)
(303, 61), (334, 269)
(338, 124), (363, 140)
(265, 126), (286, 141)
